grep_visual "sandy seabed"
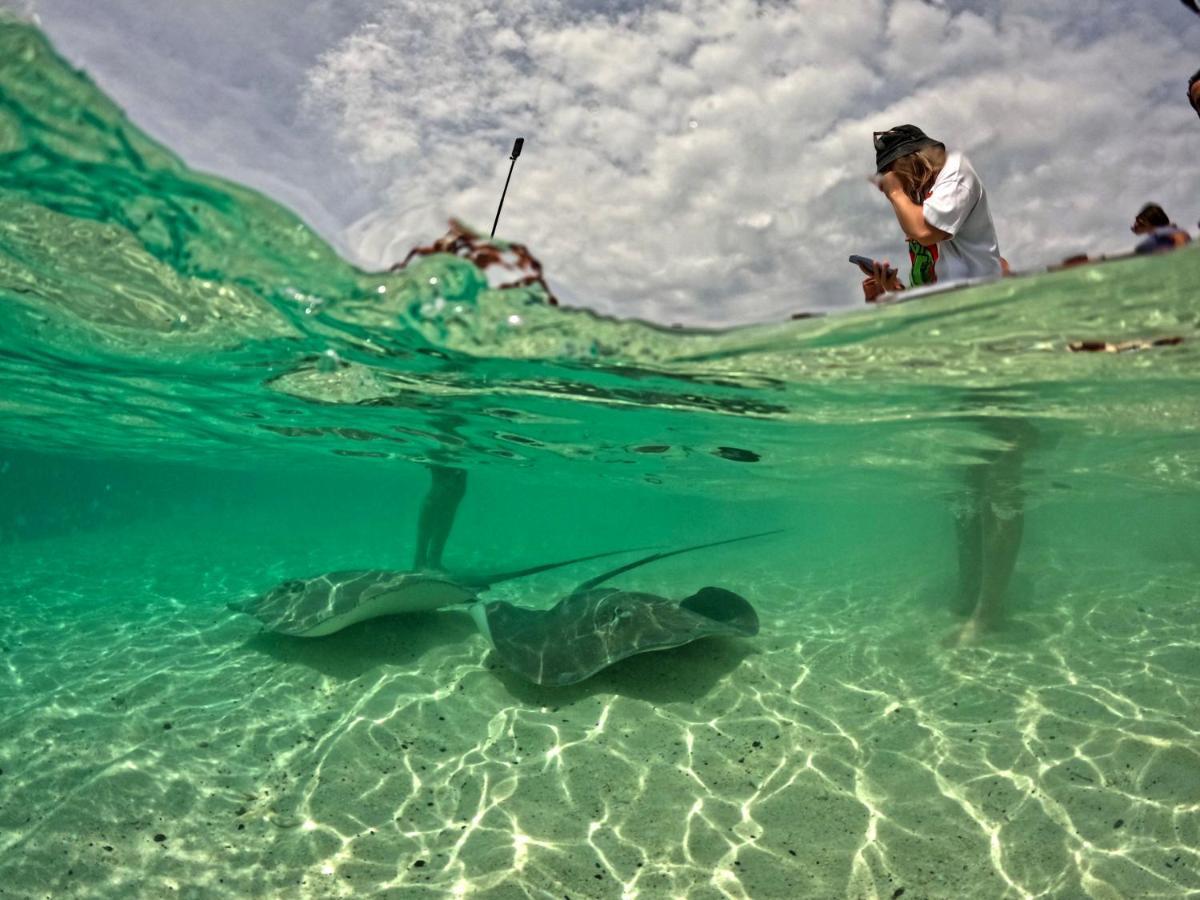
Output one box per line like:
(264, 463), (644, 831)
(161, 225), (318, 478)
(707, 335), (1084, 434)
(1, 528), (1198, 900)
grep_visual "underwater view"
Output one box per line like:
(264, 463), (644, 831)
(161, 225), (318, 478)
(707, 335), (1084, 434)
(2, 16), (1199, 899)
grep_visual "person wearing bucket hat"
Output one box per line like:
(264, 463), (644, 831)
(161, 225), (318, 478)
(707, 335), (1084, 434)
(861, 127), (1019, 650)
(860, 124), (1002, 300)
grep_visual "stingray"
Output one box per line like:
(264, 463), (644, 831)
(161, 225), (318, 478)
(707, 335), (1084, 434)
(229, 549), (646, 638)
(469, 532), (773, 686)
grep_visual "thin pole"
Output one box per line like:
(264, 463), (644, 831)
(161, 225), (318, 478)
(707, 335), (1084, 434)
(490, 137), (524, 239)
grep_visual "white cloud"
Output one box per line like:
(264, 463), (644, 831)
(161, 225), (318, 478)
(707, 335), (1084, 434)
(23, 0), (1200, 325)
(302, 0), (1200, 324)
(24, 0), (379, 246)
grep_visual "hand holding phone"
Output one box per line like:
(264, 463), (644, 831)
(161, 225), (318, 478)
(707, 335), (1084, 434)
(850, 255), (898, 279)
(849, 254), (880, 275)
(851, 255), (902, 302)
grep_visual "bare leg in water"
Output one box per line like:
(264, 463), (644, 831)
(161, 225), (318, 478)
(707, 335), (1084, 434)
(413, 465), (467, 571)
(952, 417), (1034, 645)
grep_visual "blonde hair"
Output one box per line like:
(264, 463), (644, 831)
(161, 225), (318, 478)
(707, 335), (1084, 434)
(888, 144), (947, 203)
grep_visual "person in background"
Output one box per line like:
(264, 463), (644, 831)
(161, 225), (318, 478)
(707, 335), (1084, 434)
(1130, 203), (1192, 254)
(861, 125), (1003, 301)
(860, 127), (1024, 644)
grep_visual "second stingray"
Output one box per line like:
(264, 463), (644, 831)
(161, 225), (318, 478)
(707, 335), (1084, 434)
(229, 547), (648, 638)
(470, 531), (776, 686)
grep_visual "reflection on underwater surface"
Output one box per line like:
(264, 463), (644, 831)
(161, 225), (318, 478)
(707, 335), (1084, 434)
(1, 14), (1199, 899)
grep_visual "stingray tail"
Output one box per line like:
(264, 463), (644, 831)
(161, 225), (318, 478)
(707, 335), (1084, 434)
(570, 529), (784, 593)
(461, 546), (654, 591)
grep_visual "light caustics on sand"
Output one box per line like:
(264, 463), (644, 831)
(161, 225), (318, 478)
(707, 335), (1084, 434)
(1, 536), (1198, 898)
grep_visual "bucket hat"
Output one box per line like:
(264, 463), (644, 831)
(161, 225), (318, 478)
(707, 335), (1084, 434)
(874, 125), (943, 173)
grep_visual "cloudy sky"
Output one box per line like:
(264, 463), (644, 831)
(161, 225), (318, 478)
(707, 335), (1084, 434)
(12, 0), (1200, 324)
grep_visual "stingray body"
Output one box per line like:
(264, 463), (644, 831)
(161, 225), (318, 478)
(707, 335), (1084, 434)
(472, 586), (758, 686)
(229, 570), (476, 637)
(470, 532), (774, 686)
(230, 549), (642, 638)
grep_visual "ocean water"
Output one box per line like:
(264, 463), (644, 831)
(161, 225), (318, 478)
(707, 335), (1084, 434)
(2, 17), (1199, 899)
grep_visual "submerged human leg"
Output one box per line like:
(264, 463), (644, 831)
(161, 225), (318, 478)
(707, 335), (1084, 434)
(969, 470), (1025, 626)
(413, 465), (468, 570)
(953, 469), (986, 617)
(953, 417), (1034, 643)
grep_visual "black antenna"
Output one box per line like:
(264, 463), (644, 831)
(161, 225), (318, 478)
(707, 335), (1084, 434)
(490, 137), (524, 239)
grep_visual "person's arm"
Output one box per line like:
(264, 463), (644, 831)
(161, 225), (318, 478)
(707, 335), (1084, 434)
(878, 172), (952, 246)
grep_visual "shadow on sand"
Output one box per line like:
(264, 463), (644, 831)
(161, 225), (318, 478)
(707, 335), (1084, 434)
(239, 610), (477, 680)
(241, 611), (755, 703)
(480, 636), (758, 705)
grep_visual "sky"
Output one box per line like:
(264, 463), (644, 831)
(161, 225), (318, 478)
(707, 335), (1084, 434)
(9, 0), (1200, 325)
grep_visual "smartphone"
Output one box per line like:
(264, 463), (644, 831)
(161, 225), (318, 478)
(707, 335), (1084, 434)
(848, 254), (879, 272)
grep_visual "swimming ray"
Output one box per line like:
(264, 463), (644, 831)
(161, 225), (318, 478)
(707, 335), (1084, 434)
(470, 531), (778, 685)
(229, 546), (646, 638)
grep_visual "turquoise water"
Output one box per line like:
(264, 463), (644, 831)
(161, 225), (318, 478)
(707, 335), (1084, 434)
(2, 17), (1199, 898)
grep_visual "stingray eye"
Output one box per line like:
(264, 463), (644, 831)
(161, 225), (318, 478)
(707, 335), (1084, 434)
(282, 580), (304, 593)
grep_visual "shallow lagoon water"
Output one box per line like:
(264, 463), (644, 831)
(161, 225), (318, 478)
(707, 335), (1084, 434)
(1, 17), (1199, 899)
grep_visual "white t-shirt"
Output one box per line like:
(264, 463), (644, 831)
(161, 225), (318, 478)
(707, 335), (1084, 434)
(920, 151), (1002, 283)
